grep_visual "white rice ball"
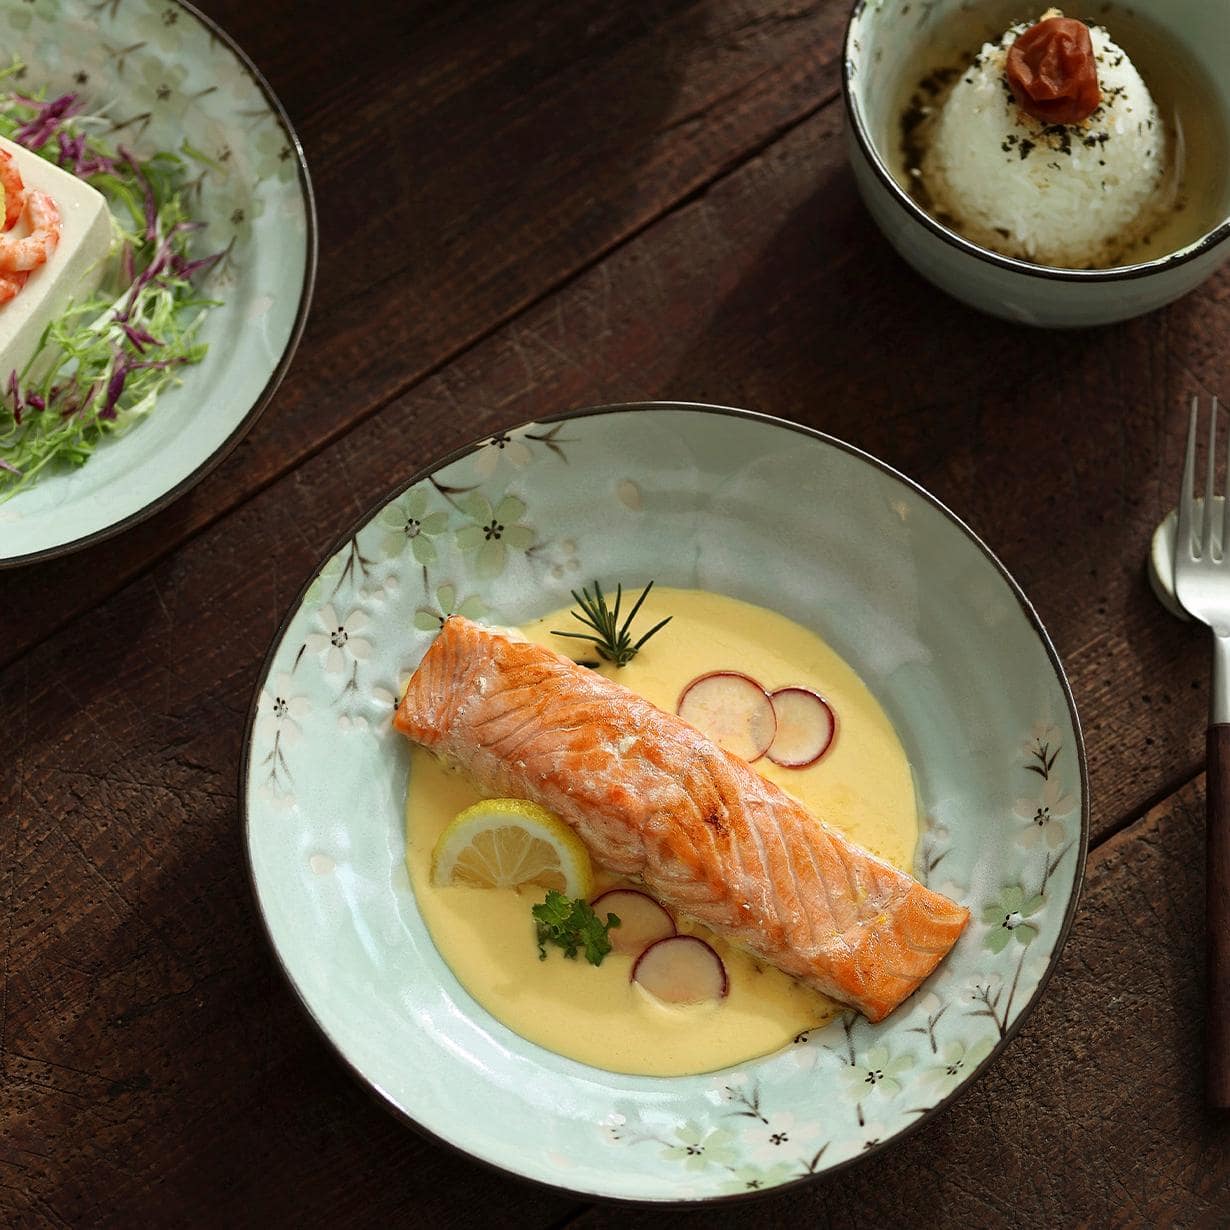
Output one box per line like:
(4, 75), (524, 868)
(922, 13), (1169, 267)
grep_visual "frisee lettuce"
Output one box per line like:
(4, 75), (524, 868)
(0, 64), (222, 499)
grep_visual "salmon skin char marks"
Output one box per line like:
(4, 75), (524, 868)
(394, 617), (970, 1022)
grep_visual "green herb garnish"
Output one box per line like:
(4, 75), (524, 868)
(532, 889), (620, 966)
(0, 64), (223, 499)
(551, 580), (671, 668)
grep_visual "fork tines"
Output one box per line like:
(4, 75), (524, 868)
(1179, 396), (1226, 561)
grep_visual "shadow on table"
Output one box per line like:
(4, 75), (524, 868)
(661, 137), (1224, 862)
(664, 149), (1217, 600)
(22, 770), (581, 1222)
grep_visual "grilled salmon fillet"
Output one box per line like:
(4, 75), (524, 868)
(394, 616), (969, 1021)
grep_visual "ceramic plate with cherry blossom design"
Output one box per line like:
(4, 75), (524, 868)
(0, 0), (314, 566)
(242, 403), (1088, 1204)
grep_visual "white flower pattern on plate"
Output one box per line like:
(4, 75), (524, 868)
(837, 1043), (915, 1101)
(244, 398), (1085, 1200)
(744, 1112), (821, 1163)
(1014, 778), (1074, 849)
(337, 684), (399, 734)
(918, 1037), (996, 1095)
(256, 673), (311, 745)
(473, 432), (532, 478)
(305, 604), (372, 673)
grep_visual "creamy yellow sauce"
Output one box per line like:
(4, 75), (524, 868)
(405, 588), (919, 1076)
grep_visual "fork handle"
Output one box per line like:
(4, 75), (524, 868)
(1207, 723), (1230, 1106)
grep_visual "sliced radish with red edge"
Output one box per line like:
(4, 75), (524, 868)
(766, 687), (836, 768)
(591, 889), (676, 955)
(631, 935), (728, 1003)
(676, 671), (776, 763)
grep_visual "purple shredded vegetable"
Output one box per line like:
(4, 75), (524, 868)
(14, 92), (83, 150)
(119, 323), (161, 352)
(171, 249), (223, 281)
(56, 130), (116, 179)
(0, 91), (225, 467)
(99, 352), (190, 420)
(58, 380), (99, 420)
(116, 220), (203, 322)
(119, 146), (157, 244)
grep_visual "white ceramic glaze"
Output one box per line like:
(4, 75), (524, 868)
(243, 403), (1089, 1203)
(844, 0), (1230, 327)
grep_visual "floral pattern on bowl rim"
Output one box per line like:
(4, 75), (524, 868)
(0, 0), (315, 565)
(242, 403), (1088, 1204)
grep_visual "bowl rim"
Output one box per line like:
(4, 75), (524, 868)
(239, 400), (1091, 1207)
(0, 0), (319, 570)
(842, 0), (1230, 285)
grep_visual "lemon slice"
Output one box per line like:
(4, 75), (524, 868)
(431, 799), (593, 896)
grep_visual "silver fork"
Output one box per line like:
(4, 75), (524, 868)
(1174, 395), (1230, 1108)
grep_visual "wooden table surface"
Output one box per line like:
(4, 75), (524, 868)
(4, 0), (1230, 1223)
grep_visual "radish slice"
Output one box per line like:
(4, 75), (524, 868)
(631, 935), (729, 1003)
(676, 671), (776, 763)
(591, 889), (676, 955)
(767, 687), (836, 767)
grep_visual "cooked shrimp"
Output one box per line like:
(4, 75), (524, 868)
(0, 150), (24, 232)
(0, 270), (28, 304)
(0, 191), (60, 273)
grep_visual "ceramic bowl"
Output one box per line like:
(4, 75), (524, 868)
(242, 403), (1088, 1203)
(0, 0), (315, 566)
(843, 0), (1230, 327)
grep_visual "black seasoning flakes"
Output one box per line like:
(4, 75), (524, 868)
(894, 9), (1187, 269)
(899, 62), (968, 213)
(1041, 124), (1073, 156)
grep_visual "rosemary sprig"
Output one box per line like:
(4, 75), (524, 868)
(551, 580), (671, 667)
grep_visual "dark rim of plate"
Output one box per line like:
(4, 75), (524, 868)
(0, 0), (318, 569)
(842, 0), (1230, 287)
(239, 401), (1092, 1209)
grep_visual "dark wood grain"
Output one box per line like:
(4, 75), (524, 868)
(0, 599), (580, 1227)
(5, 611), (1225, 1226)
(568, 779), (1230, 1228)
(3, 0), (1230, 1222)
(1207, 724), (1230, 1107)
(0, 0), (849, 665)
(21, 92), (1213, 839)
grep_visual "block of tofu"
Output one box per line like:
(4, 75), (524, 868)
(0, 134), (113, 376)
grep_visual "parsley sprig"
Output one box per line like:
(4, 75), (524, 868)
(532, 890), (621, 966)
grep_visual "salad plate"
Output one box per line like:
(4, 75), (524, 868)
(241, 403), (1088, 1203)
(0, 0), (314, 566)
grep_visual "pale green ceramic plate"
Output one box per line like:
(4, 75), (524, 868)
(0, 0), (315, 567)
(242, 404), (1088, 1203)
